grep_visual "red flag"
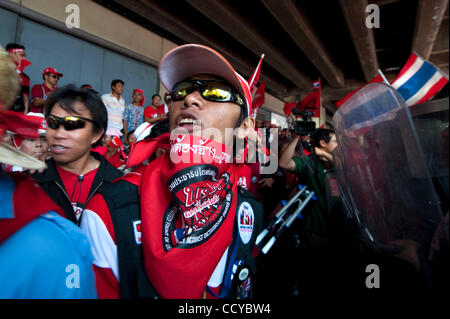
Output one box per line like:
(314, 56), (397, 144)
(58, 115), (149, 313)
(296, 78), (321, 117)
(296, 90), (321, 117)
(248, 53), (265, 93)
(283, 102), (297, 116)
(252, 81), (265, 115)
(283, 78), (321, 117)
(297, 90), (320, 117)
(336, 75), (383, 108)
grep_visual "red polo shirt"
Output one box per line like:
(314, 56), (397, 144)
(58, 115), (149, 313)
(144, 105), (165, 120)
(31, 83), (56, 113)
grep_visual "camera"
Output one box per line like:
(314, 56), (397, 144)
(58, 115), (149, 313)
(293, 109), (316, 135)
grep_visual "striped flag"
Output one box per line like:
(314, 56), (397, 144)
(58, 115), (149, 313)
(391, 53), (448, 106)
(313, 80), (320, 88)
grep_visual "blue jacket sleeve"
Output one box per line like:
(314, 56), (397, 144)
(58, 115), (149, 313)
(0, 212), (97, 299)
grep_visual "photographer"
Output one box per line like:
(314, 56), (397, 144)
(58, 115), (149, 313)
(279, 128), (337, 246)
(278, 128), (341, 290)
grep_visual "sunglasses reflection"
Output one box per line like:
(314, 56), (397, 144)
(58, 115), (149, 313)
(47, 115), (95, 131)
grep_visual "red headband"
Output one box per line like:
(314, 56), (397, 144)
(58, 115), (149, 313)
(133, 89), (145, 106)
(7, 48), (25, 54)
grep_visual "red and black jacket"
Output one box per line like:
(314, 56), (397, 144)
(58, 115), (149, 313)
(32, 151), (123, 225)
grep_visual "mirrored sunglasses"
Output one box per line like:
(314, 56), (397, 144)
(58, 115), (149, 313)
(171, 80), (245, 108)
(47, 114), (96, 131)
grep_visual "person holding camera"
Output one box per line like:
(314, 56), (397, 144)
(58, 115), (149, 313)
(279, 128), (337, 246)
(278, 128), (341, 290)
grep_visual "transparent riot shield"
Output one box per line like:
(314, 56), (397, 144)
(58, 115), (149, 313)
(410, 98), (449, 213)
(332, 83), (447, 273)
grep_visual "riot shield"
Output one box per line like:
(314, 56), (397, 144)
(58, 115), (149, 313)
(410, 98), (449, 213)
(332, 83), (447, 272)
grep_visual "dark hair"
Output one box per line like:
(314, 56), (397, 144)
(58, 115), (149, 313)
(234, 107), (246, 128)
(151, 94), (161, 101)
(44, 85), (108, 147)
(111, 79), (124, 89)
(5, 43), (25, 51)
(148, 118), (169, 139)
(42, 73), (53, 81)
(311, 128), (335, 148)
(81, 84), (99, 95)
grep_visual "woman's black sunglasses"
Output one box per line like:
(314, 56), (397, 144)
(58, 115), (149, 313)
(47, 114), (97, 131)
(171, 80), (245, 108)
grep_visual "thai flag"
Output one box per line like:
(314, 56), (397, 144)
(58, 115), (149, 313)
(313, 79), (320, 88)
(391, 53), (448, 106)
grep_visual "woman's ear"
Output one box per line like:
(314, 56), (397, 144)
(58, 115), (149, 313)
(237, 117), (255, 139)
(91, 128), (105, 146)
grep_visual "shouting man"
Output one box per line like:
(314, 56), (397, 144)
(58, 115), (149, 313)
(81, 44), (263, 299)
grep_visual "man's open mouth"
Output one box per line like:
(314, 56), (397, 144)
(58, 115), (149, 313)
(176, 113), (202, 131)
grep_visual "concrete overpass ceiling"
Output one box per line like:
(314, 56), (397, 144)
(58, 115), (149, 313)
(93, 0), (449, 108)
(297, 0), (364, 83)
(373, 0), (418, 74)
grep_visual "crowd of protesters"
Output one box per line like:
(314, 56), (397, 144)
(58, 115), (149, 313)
(0, 41), (448, 300)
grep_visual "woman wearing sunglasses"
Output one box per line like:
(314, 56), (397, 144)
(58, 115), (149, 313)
(81, 44), (264, 299)
(32, 85), (123, 225)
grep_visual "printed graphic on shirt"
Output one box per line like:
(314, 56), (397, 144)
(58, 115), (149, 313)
(237, 177), (248, 190)
(162, 165), (233, 251)
(238, 201), (254, 245)
(237, 277), (251, 299)
(133, 220), (142, 245)
(72, 202), (84, 221)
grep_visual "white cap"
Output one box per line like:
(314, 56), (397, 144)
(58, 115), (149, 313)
(133, 122), (153, 142)
(158, 44), (252, 117)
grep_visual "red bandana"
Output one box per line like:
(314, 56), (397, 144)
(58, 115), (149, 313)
(109, 136), (127, 161)
(133, 89), (145, 106)
(135, 134), (242, 298)
(8, 53), (32, 73)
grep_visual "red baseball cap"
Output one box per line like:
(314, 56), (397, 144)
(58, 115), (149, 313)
(158, 44), (252, 117)
(12, 112), (47, 147)
(42, 67), (63, 78)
